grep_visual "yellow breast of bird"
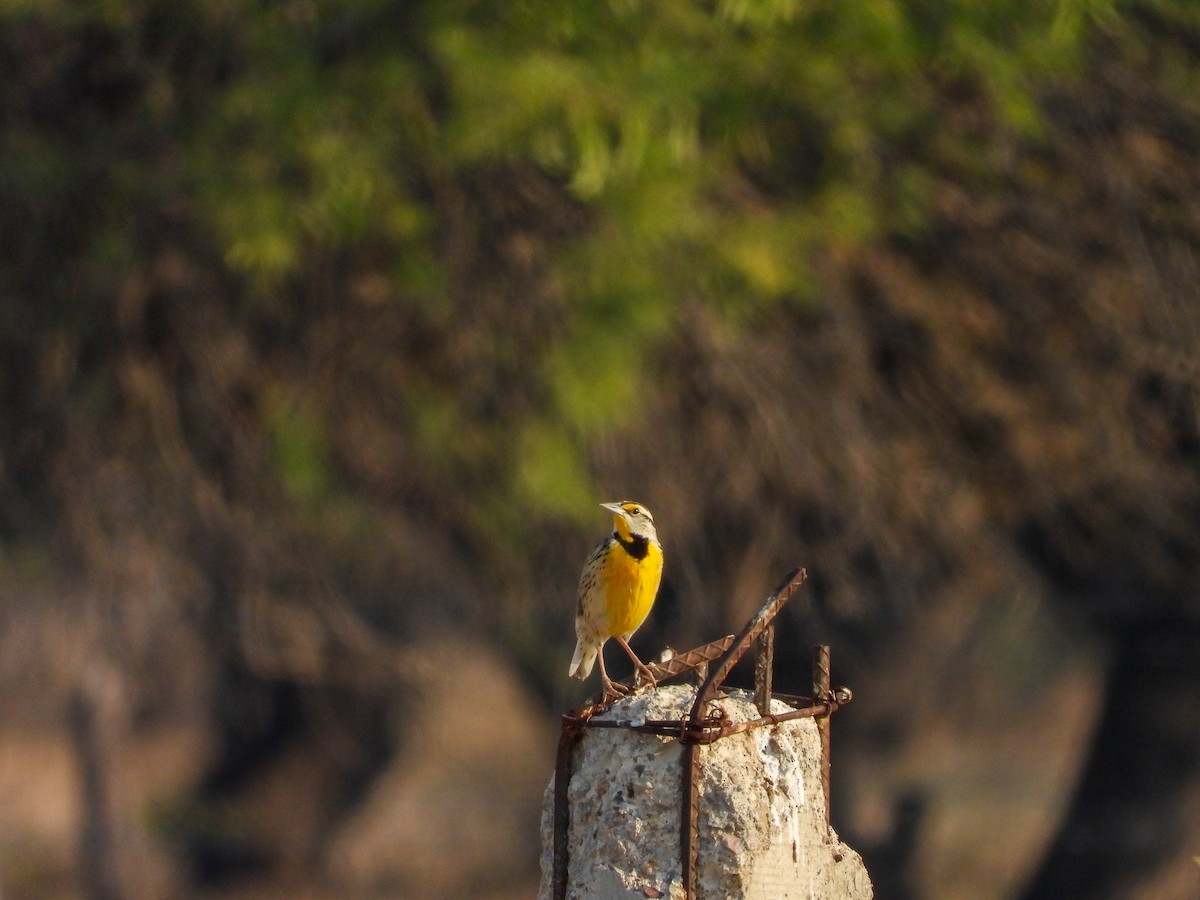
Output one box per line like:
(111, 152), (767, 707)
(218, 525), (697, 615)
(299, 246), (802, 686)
(601, 540), (664, 638)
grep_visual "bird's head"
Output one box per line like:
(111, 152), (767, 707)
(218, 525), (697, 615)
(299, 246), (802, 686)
(601, 500), (658, 543)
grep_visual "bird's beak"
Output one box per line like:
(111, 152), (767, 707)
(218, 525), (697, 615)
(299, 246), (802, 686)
(600, 502), (625, 517)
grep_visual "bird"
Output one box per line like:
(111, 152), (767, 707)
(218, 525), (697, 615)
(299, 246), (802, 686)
(569, 500), (664, 702)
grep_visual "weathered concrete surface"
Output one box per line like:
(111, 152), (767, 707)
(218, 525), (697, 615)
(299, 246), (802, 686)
(539, 685), (873, 899)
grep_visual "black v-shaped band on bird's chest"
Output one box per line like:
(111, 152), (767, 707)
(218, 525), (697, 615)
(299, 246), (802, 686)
(616, 533), (650, 560)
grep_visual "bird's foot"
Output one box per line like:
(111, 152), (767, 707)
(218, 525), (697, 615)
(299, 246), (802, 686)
(600, 676), (630, 705)
(632, 661), (658, 690)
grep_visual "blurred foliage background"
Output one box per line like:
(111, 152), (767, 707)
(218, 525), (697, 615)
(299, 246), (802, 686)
(2, 0), (1200, 897)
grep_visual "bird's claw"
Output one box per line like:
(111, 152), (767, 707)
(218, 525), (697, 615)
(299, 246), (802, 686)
(600, 677), (631, 705)
(632, 663), (658, 690)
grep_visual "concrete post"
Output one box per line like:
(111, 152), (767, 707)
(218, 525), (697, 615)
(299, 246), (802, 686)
(539, 685), (873, 899)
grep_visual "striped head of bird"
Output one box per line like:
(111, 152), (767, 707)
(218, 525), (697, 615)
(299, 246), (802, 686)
(601, 500), (659, 545)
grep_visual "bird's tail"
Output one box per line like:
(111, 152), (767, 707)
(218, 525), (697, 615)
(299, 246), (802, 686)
(569, 640), (598, 680)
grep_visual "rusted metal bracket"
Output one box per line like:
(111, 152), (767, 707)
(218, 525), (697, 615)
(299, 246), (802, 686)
(552, 566), (852, 900)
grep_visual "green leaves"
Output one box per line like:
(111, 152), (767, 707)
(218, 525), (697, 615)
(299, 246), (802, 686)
(0, 0), (1154, 538)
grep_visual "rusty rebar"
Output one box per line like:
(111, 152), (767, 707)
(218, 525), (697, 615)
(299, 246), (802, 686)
(688, 568), (807, 726)
(553, 720), (583, 900)
(645, 634), (736, 684)
(814, 644), (831, 826)
(681, 738), (700, 897)
(568, 634), (737, 720)
(754, 623), (774, 716)
(682, 567), (808, 899)
(562, 696), (845, 741)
